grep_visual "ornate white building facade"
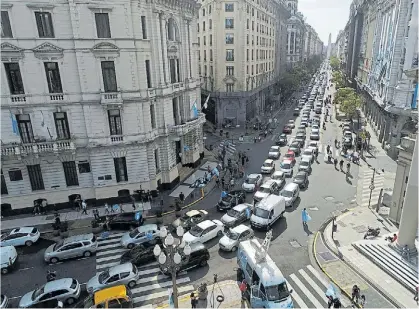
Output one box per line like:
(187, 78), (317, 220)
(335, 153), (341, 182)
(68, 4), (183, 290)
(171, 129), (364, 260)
(285, 0), (305, 67)
(0, 0), (204, 211)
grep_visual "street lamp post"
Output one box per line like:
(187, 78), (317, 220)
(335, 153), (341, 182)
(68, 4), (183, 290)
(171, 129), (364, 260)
(153, 226), (191, 309)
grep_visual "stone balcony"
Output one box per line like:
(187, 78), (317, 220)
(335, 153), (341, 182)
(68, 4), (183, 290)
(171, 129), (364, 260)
(1, 140), (76, 159)
(100, 92), (123, 106)
(168, 113), (206, 136)
(2, 93), (70, 107)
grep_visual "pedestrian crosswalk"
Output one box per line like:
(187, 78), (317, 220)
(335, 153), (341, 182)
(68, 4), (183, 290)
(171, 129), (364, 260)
(360, 169), (385, 207)
(218, 140), (237, 157)
(286, 265), (349, 308)
(95, 232), (195, 307)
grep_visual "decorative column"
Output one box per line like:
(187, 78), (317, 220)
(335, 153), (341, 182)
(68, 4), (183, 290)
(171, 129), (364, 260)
(395, 135), (418, 254)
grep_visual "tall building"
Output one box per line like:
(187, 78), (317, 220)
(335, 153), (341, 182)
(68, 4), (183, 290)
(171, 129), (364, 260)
(326, 33), (332, 58)
(198, 0), (290, 127)
(285, 0), (306, 68)
(0, 0), (204, 211)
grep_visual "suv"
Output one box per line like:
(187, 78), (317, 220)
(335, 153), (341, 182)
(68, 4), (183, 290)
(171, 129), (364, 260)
(160, 243), (210, 275)
(105, 212), (144, 230)
(44, 234), (98, 264)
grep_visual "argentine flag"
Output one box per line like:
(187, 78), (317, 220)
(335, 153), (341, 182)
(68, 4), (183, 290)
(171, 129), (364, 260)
(191, 100), (199, 118)
(10, 111), (18, 135)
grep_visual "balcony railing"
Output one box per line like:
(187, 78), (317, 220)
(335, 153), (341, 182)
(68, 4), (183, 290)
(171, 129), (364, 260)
(1, 140), (76, 158)
(49, 94), (65, 101)
(100, 92), (122, 105)
(169, 113), (206, 136)
(10, 94), (28, 103)
(110, 135), (124, 143)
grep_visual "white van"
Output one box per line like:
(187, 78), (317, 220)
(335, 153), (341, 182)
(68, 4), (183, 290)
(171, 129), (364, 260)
(1, 246), (18, 274)
(281, 183), (300, 207)
(250, 195), (285, 230)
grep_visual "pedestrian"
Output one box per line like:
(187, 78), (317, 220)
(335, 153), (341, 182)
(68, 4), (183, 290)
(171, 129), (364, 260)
(215, 177), (220, 188)
(414, 284), (419, 302)
(179, 192), (185, 205)
(334, 158), (338, 169)
(302, 208), (311, 227)
(190, 293), (197, 308)
(360, 295), (366, 308)
(221, 177), (225, 189)
(131, 195), (136, 211)
(239, 279), (247, 301)
(147, 190), (152, 202)
(81, 200), (88, 215)
(119, 203), (124, 213)
(93, 207), (100, 220)
(339, 159), (344, 171)
(74, 195), (81, 211)
(241, 155), (245, 166)
(104, 202), (112, 214)
(346, 162), (351, 174)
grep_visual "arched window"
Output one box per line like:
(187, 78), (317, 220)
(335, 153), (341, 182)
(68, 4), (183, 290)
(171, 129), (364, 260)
(167, 18), (179, 41)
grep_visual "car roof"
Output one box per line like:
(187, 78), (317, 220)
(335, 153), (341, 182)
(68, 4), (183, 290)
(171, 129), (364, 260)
(286, 150), (295, 155)
(233, 203), (251, 211)
(264, 159), (274, 163)
(10, 227), (35, 234)
(301, 157), (311, 162)
(232, 224), (250, 234)
(272, 171), (284, 176)
(109, 263), (133, 275)
(248, 174), (261, 179)
(186, 209), (207, 217)
(261, 179), (275, 187)
(138, 224), (158, 232)
(281, 159), (292, 164)
(296, 171), (308, 176)
(284, 182), (299, 191)
(303, 148), (313, 152)
(270, 146), (280, 149)
(288, 120), (295, 123)
(63, 233), (94, 244)
(44, 278), (73, 293)
(197, 220), (216, 229)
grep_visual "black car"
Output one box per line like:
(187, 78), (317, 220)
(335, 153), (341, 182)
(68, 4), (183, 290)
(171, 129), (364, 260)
(289, 141), (301, 156)
(105, 212), (144, 230)
(160, 243), (209, 275)
(217, 190), (246, 211)
(276, 134), (288, 146)
(293, 171), (309, 189)
(120, 239), (162, 266)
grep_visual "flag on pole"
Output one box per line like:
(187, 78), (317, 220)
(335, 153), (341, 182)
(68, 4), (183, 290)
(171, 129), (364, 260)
(203, 94), (210, 109)
(191, 100), (199, 118)
(10, 111), (18, 135)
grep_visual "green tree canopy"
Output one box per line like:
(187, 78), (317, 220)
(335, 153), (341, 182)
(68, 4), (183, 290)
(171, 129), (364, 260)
(335, 87), (363, 118)
(332, 70), (345, 89)
(330, 56), (340, 71)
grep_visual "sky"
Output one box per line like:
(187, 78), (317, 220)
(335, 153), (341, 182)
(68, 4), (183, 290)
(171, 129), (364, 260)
(297, 0), (353, 44)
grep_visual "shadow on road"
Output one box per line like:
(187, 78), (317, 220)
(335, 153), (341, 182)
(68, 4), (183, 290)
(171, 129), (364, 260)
(285, 197), (301, 213)
(303, 223), (313, 236)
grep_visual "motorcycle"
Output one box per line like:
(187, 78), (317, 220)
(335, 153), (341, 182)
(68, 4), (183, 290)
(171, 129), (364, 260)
(47, 270), (57, 282)
(363, 227), (380, 239)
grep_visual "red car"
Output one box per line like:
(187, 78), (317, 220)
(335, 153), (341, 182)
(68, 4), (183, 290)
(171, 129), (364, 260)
(283, 150), (296, 165)
(283, 126), (292, 134)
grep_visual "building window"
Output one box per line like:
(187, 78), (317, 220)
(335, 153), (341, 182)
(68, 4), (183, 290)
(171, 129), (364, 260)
(154, 149), (160, 172)
(114, 157), (128, 182)
(226, 49), (234, 61)
(204, 50), (207, 61)
(202, 8), (205, 16)
(1, 11), (13, 38)
(170, 59), (176, 83)
(197, 23), (199, 32)
(225, 18), (234, 29)
(150, 104), (156, 129)
(145, 60), (152, 88)
(225, 33), (234, 44)
(4, 63), (24, 94)
(209, 5), (212, 14)
(35, 12), (54, 38)
(95, 13), (111, 38)
(172, 97), (180, 125)
(210, 65), (213, 76)
(8, 170), (23, 181)
(226, 84), (234, 92)
(1, 170), (7, 195)
(63, 161), (79, 187)
(209, 19), (212, 29)
(101, 61), (117, 92)
(247, 49), (249, 61)
(17, 114), (34, 143)
(203, 21), (205, 31)
(210, 34), (212, 46)
(44, 62), (63, 94)
(247, 19), (249, 29)
(204, 36), (206, 45)
(108, 109), (122, 135)
(226, 66), (234, 76)
(204, 65), (207, 76)
(54, 112), (70, 139)
(78, 161), (91, 173)
(225, 3), (234, 12)
(141, 16), (147, 39)
(210, 50), (213, 61)
(27, 164), (45, 191)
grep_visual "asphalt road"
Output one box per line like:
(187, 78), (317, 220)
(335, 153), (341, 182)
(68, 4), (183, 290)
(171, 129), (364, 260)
(2, 78), (360, 308)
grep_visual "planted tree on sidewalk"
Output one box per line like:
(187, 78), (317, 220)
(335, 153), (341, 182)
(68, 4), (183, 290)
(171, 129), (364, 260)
(330, 56), (340, 71)
(332, 70), (345, 89)
(334, 87), (363, 119)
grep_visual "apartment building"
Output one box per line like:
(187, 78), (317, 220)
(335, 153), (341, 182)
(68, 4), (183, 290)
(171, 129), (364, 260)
(0, 0), (204, 212)
(285, 0), (306, 67)
(197, 0), (290, 126)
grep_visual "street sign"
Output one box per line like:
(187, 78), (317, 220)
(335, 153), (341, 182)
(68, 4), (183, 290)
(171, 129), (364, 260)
(369, 184), (375, 190)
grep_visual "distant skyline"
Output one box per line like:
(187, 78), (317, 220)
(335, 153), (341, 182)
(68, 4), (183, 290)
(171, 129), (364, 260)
(298, 0), (352, 44)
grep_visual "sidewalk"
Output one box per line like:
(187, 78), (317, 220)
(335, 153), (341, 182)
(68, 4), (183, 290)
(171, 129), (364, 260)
(156, 280), (248, 309)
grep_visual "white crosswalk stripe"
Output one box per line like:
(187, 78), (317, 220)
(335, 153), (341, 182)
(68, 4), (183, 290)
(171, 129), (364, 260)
(218, 140), (236, 157)
(360, 170), (385, 207)
(95, 232), (194, 307)
(286, 265), (350, 308)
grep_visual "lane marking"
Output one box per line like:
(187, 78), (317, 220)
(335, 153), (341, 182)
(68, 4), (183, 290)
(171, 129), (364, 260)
(286, 281), (308, 308)
(289, 273), (323, 309)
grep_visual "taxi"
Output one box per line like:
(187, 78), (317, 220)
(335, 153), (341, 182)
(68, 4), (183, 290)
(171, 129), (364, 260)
(84, 285), (133, 308)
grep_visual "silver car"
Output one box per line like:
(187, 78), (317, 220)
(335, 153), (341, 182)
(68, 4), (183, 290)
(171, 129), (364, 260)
(44, 233), (98, 264)
(120, 224), (160, 249)
(86, 262), (140, 294)
(0, 227), (40, 247)
(18, 278), (81, 307)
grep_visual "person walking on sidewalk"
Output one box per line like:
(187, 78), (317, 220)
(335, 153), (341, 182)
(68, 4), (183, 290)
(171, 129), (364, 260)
(179, 192), (185, 206)
(104, 203), (113, 214)
(239, 279), (248, 301)
(81, 200), (88, 215)
(302, 208), (311, 227)
(334, 158), (338, 170)
(339, 159), (344, 171)
(93, 207), (100, 220)
(346, 162), (351, 175)
(414, 284), (418, 302)
(190, 293), (198, 308)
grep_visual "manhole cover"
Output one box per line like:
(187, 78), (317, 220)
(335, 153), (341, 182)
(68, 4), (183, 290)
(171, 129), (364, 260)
(309, 207), (319, 211)
(319, 251), (337, 261)
(45, 215), (55, 220)
(353, 225), (368, 233)
(289, 240), (302, 248)
(324, 196), (335, 201)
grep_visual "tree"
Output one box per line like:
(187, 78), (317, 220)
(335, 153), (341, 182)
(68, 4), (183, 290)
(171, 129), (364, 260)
(332, 70), (345, 89)
(330, 56), (340, 71)
(335, 87), (363, 118)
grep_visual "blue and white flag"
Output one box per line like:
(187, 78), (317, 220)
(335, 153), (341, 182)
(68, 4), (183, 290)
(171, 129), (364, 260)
(203, 94), (210, 109)
(10, 112), (18, 135)
(183, 145), (190, 151)
(191, 100), (199, 118)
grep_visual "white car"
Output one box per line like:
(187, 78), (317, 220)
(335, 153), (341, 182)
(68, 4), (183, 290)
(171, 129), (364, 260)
(270, 171), (286, 188)
(221, 203), (253, 228)
(310, 132), (320, 140)
(183, 220), (224, 244)
(120, 224), (160, 249)
(242, 174), (263, 192)
(280, 159), (294, 177)
(287, 120), (295, 129)
(311, 125), (320, 134)
(308, 141), (318, 151)
(301, 148), (314, 163)
(0, 227), (40, 247)
(268, 146), (280, 159)
(254, 179), (279, 202)
(219, 225), (254, 252)
(261, 159), (275, 174)
(301, 118), (309, 127)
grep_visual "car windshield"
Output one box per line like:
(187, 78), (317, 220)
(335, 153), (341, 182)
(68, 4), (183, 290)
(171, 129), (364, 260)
(189, 225), (204, 237)
(226, 209), (240, 218)
(263, 162), (272, 167)
(303, 151), (312, 156)
(259, 187), (271, 193)
(284, 153), (293, 158)
(269, 147), (277, 152)
(280, 163), (291, 169)
(265, 283), (290, 302)
(246, 177), (257, 184)
(301, 161), (309, 166)
(128, 229), (139, 238)
(179, 214), (192, 222)
(281, 190), (293, 198)
(225, 229), (239, 240)
(290, 143), (299, 147)
(54, 240), (64, 251)
(32, 286), (45, 300)
(98, 270), (110, 284)
(222, 195), (233, 202)
(295, 174), (305, 180)
(254, 207), (270, 219)
(129, 245), (145, 256)
(271, 173), (282, 180)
